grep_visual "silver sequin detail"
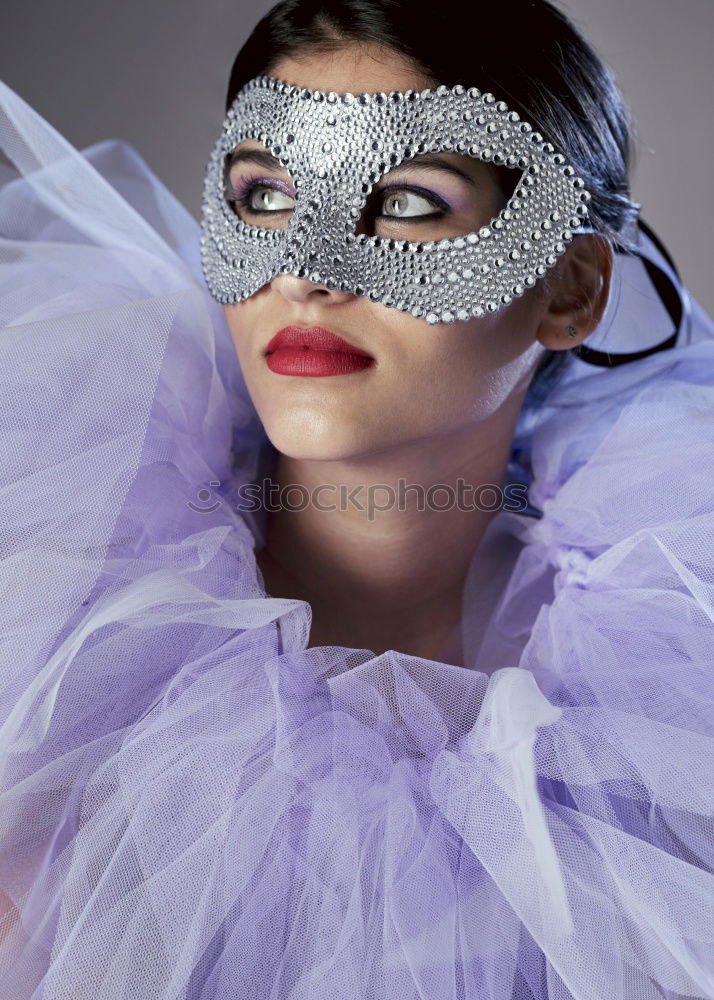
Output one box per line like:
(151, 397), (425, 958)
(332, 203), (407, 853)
(200, 76), (592, 324)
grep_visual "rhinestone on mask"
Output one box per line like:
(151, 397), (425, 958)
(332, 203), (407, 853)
(200, 74), (592, 324)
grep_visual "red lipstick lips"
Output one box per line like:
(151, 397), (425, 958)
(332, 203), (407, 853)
(264, 326), (375, 377)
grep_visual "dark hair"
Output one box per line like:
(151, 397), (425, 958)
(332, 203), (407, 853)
(225, 0), (640, 402)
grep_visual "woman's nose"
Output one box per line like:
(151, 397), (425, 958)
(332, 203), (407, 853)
(269, 272), (356, 305)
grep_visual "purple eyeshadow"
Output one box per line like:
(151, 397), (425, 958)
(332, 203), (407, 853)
(229, 175), (296, 201)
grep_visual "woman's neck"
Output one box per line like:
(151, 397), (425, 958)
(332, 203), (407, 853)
(255, 395), (524, 662)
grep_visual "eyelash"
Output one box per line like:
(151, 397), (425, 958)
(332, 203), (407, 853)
(226, 175), (449, 221)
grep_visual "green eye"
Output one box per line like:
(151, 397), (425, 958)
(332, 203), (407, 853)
(381, 189), (442, 218)
(226, 177), (296, 218)
(246, 185), (295, 212)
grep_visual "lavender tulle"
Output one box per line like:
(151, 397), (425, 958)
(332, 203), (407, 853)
(1, 78), (713, 1000)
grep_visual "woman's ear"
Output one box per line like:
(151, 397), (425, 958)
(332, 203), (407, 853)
(535, 234), (613, 351)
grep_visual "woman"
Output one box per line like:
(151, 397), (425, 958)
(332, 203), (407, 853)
(1, 1), (713, 998)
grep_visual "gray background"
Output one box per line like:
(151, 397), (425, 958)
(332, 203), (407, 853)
(1, 0), (712, 314)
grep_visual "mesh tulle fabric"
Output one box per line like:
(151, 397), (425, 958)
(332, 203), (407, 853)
(0, 78), (713, 1000)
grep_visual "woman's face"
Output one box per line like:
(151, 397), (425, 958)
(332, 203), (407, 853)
(221, 43), (554, 463)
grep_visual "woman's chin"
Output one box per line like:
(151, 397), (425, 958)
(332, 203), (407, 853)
(263, 427), (377, 464)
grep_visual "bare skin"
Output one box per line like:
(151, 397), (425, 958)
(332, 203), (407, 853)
(222, 42), (612, 664)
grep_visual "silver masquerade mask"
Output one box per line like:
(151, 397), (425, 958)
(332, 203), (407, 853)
(200, 75), (594, 324)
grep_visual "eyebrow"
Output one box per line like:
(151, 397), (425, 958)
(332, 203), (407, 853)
(391, 154), (482, 189)
(228, 148), (284, 170)
(228, 147), (484, 189)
